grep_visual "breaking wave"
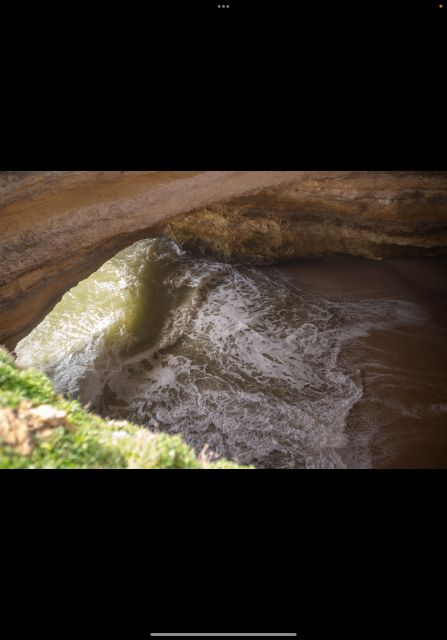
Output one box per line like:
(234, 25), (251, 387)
(16, 238), (426, 468)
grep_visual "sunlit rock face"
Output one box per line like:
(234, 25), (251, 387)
(1, 171), (447, 348)
(166, 172), (447, 263)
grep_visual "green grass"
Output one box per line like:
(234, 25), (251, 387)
(0, 348), (250, 469)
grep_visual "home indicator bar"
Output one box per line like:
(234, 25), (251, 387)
(150, 635), (298, 637)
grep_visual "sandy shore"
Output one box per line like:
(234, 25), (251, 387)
(275, 256), (447, 468)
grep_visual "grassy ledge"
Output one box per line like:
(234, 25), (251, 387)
(0, 348), (250, 469)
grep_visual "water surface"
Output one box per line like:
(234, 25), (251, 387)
(16, 239), (447, 468)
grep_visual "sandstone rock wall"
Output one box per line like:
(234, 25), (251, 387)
(167, 172), (447, 263)
(1, 171), (446, 349)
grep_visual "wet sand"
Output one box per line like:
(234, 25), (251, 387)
(275, 256), (447, 468)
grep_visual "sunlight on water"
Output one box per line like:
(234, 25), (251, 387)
(16, 238), (427, 468)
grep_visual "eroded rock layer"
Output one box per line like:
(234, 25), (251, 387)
(1, 171), (447, 348)
(167, 172), (447, 263)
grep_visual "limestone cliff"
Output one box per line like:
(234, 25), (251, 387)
(166, 172), (447, 263)
(1, 171), (446, 349)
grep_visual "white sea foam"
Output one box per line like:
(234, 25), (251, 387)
(16, 238), (428, 468)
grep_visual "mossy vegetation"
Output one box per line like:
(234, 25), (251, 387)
(0, 348), (249, 469)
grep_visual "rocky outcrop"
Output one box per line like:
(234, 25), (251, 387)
(167, 172), (447, 263)
(1, 171), (447, 349)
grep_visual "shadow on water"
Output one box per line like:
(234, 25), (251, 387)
(123, 242), (193, 358)
(76, 238), (203, 414)
(14, 239), (190, 408)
